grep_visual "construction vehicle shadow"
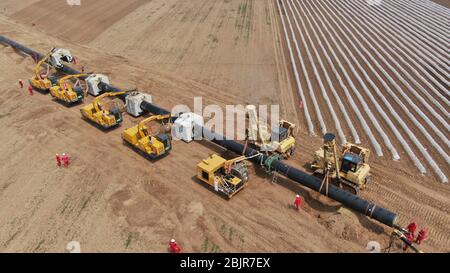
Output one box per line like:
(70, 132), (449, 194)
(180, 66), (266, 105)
(198, 139), (234, 155)
(121, 139), (172, 163)
(52, 98), (83, 108)
(355, 213), (386, 235)
(10, 47), (29, 58)
(81, 116), (122, 134)
(31, 87), (50, 95)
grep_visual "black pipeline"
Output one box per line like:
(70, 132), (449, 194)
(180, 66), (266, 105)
(0, 35), (397, 227)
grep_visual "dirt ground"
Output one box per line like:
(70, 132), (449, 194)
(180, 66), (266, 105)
(0, 0), (448, 253)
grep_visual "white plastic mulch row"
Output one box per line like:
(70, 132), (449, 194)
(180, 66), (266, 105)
(274, 0), (315, 136)
(381, 1), (450, 48)
(342, 0), (450, 127)
(393, 0), (450, 35)
(418, 0), (450, 16)
(358, 0), (450, 99)
(292, 0), (384, 155)
(368, 0), (450, 88)
(297, 0), (389, 157)
(340, 0), (450, 150)
(289, 0), (362, 144)
(367, 1), (450, 61)
(276, 0), (449, 182)
(321, 0), (448, 183)
(285, 0), (347, 144)
(278, 0), (327, 136)
(310, 0), (403, 160)
(344, 0), (450, 126)
(399, 0), (450, 31)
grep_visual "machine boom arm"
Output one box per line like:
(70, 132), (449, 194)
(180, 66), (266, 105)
(58, 73), (89, 90)
(93, 92), (127, 113)
(34, 50), (53, 81)
(137, 114), (172, 139)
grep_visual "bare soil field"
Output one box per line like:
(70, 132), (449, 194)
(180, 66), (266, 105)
(0, 0), (448, 252)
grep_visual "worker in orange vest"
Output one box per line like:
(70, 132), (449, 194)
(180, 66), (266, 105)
(415, 229), (428, 245)
(28, 85), (33, 95)
(169, 239), (181, 253)
(294, 194), (302, 211)
(56, 153), (62, 167)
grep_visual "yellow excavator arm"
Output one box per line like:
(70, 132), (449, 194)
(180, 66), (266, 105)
(137, 114), (172, 139)
(224, 155), (247, 174)
(57, 73), (89, 91)
(92, 91), (127, 113)
(34, 50), (53, 81)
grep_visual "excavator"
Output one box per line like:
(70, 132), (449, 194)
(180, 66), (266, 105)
(196, 154), (250, 198)
(49, 73), (89, 104)
(310, 133), (371, 195)
(29, 48), (73, 91)
(122, 114), (173, 160)
(80, 91), (126, 129)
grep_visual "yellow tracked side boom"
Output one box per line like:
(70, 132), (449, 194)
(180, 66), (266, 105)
(80, 92), (126, 129)
(49, 74), (89, 104)
(122, 114), (173, 160)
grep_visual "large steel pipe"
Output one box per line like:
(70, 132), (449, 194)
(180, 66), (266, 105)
(0, 35), (43, 59)
(141, 100), (171, 116)
(1, 35), (398, 227)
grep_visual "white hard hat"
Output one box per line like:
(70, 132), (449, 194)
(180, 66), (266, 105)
(62, 153), (66, 156)
(170, 239), (176, 243)
(296, 194), (300, 198)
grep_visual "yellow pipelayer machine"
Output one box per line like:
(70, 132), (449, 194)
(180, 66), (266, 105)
(311, 133), (371, 195)
(122, 114), (173, 160)
(196, 154), (249, 198)
(80, 92), (126, 129)
(49, 74), (89, 104)
(29, 48), (72, 91)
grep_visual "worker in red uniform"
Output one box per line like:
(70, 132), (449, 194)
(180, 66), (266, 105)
(66, 153), (71, 167)
(406, 222), (417, 236)
(19, 79), (24, 88)
(415, 229), (428, 245)
(169, 239), (181, 253)
(28, 85), (33, 95)
(56, 153), (62, 167)
(294, 194), (302, 211)
(62, 153), (70, 167)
